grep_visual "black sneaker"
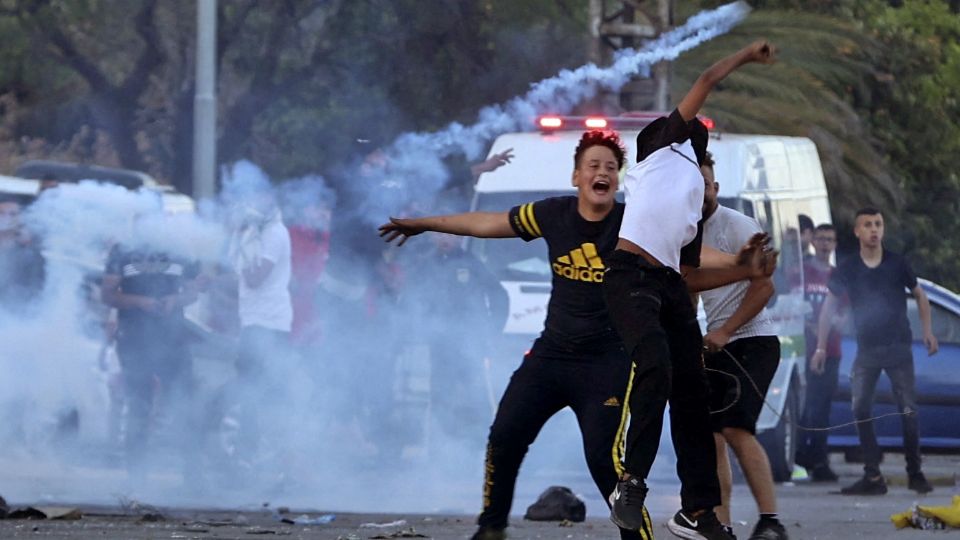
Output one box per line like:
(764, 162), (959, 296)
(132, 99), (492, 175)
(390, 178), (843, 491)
(748, 518), (788, 540)
(470, 527), (506, 540)
(666, 509), (734, 540)
(809, 464), (839, 482)
(908, 472), (934, 494)
(723, 525), (738, 540)
(608, 477), (649, 530)
(840, 475), (887, 495)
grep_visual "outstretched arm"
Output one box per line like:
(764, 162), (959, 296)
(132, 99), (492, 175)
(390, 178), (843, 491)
(379, 212), (516, 246)
(677, 40), (776, 121)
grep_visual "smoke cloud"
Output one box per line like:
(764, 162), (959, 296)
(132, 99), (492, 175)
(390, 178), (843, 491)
(0, 1), (748, 520)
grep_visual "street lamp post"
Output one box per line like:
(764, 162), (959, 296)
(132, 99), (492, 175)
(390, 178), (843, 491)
(193, 0), (217, 200)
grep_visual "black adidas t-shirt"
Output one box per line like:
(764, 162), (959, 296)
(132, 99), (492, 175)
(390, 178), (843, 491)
(509, 197), (623, 348)
(509, 196), (704, 351)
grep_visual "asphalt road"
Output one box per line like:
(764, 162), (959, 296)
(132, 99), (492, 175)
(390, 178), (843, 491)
(0, 453), (956, 539)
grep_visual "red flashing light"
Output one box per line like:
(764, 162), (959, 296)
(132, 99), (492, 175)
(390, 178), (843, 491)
(584, 117), (608, 129)
(539, 116), (562, 129)
(700, 117), (715, 130)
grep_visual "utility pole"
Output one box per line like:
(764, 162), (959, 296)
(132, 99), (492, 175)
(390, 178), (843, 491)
(590, 0), (672, 112)
(193, 0), (217, 201)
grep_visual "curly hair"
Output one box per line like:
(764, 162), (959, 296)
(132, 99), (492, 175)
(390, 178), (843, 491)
(574, 130), (626, 170)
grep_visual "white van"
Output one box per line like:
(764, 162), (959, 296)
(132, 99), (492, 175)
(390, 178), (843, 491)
(468, 114), (832, 481)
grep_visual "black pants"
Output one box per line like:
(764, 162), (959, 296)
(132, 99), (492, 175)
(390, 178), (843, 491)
(477, 340), (642, 540)
(116, 337), (194, 473)
(797, 353), (840, 469)
(602, 250), (720, 512)
(851, 344), (921, 477)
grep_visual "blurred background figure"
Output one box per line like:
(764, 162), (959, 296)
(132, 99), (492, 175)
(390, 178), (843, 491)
(0, 199), (45, 314)
(100, 223), (201, 485)
(797, 223), (843, 482)
(798, 214), (814, 259)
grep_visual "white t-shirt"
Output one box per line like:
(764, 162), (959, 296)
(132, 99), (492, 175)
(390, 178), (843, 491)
(233, 218), (293, 332)
(618, 139), (704, 272)
(701, 205), (775, 341)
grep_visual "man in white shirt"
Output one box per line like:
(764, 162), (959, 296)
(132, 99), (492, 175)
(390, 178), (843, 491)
(602, 40), (775, 540)
(230, 189), (293, 378)
(700, 152), (787, 540)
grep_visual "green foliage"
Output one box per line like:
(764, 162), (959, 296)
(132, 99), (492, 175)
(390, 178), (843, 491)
(857, 0), (960, 288)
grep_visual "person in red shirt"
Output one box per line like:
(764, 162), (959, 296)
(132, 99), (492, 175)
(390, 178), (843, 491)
(796, 223), (843, 481)
(287, 198), (332, 346)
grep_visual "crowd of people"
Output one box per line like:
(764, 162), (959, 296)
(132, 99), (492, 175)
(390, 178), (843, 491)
(382, 38), (939, 540)
(0, 35), (943, 540)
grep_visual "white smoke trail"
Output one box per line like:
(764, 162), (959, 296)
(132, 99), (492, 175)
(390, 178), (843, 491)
(354, 1), (750, 223)
(393, 1), (751, 160)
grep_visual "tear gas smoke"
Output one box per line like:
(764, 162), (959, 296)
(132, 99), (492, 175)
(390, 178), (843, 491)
(0, 2), (748, 518)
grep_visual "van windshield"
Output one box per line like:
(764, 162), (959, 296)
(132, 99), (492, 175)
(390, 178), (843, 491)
(468, 191), (744, 282)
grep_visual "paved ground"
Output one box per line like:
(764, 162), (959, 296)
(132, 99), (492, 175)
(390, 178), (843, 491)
(0, 453), (956, 539)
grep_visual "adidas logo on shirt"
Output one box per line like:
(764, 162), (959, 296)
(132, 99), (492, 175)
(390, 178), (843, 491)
(553, 243), (606, 283)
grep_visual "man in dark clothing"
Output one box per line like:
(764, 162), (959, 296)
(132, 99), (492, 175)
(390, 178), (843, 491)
(811, 208), (938, 495)
(796, 223), (843, 482)
(102, 244), (200, 479)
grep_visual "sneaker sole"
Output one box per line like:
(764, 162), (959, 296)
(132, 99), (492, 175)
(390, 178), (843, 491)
(666, 517), (708, 540)
(609, 511), (646, 531)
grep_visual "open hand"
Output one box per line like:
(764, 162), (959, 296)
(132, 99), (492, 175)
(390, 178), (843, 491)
(474, 148), (514, 175)
(379, 217), (426, 246)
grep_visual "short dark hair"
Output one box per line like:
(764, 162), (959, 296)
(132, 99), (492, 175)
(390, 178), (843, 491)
(701, 150), (715, 169)
(798, 214), (814, 233)
(636, 116), (708, 166)
(814, 223), (835, 233)
(855, 207), (881, 219)
(574, 130), (626, 170)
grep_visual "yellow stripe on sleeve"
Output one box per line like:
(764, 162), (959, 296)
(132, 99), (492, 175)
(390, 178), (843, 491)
(517, 203), (536, 237)
(523, 203), (543, 237)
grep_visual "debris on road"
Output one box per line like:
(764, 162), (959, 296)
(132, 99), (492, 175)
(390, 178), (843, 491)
(523, 486), (586, 522)
(4, 506), (82, 520)
(891, 495), (960, 530)
(369, 527), (429, 539)
(360, 519), (408, 528)
(280, 513), (336, 525)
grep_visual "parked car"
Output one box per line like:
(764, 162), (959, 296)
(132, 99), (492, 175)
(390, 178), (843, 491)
(828, 278), (960, 457)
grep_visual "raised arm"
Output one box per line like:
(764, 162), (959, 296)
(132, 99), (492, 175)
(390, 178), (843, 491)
(677, 40), (776, 121)
(913, 284), (939, 356)
(379, 211), (516, 246)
